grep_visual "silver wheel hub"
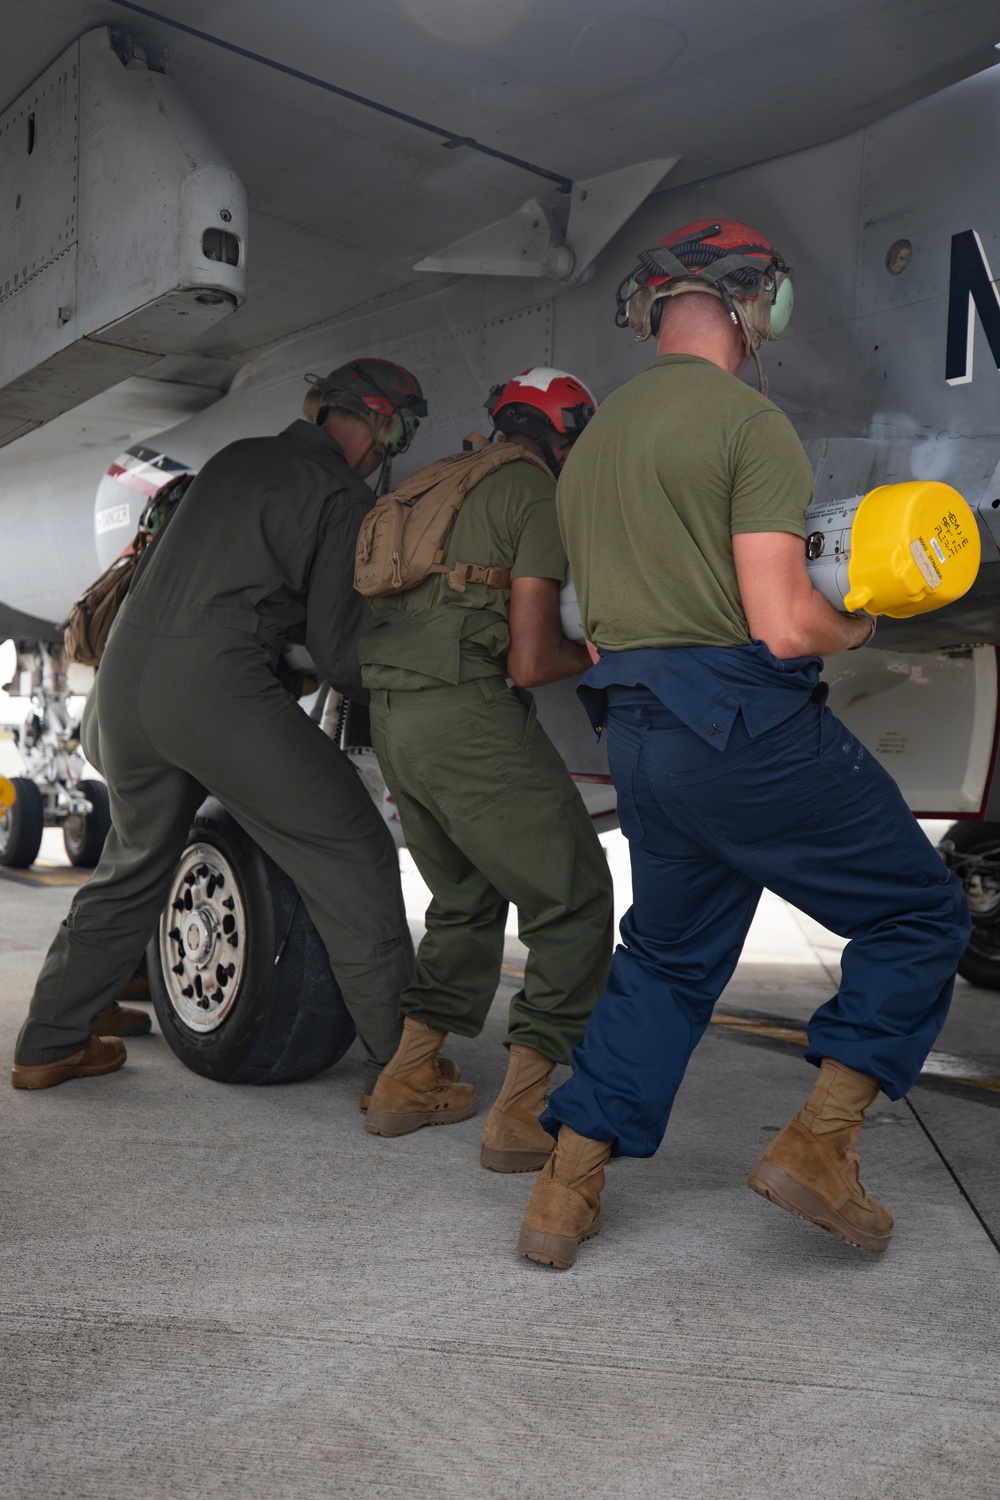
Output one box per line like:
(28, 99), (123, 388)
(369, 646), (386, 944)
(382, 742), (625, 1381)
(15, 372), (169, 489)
(158, 841), (247, 1033)
(964, 870), (1000, 918)
(184, 910), (216, 962)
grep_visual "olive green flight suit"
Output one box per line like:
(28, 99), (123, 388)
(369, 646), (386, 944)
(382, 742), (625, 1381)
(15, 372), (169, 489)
(16, 421), (411, 1088)
(359, 459), (614, 1065)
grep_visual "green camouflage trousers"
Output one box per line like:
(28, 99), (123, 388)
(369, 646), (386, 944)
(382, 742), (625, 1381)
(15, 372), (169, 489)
(369, 676), (614, 1064)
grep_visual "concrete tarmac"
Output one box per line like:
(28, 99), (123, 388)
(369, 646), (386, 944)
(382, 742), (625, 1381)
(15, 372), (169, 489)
(2, 812), (1000, 1496)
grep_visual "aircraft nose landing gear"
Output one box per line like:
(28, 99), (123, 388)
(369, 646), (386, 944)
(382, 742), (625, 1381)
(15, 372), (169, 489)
(2, 641), (111, 869)
(0, 776), (44, 868)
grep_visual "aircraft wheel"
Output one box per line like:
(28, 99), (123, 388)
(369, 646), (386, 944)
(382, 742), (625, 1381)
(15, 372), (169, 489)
(63, 779), (111, 867)
(0, 777), (44, 868)
(941, 821), (1000, 990)
(147, 798), (356, 1084)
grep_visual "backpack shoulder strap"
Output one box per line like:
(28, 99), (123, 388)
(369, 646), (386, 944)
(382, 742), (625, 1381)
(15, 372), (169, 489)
(355, 436), (554, 598)
(420, 438), (554, 592)
(384, 433), (552, 509)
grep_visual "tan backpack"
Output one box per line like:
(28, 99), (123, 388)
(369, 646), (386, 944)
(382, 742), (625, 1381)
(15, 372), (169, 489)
(354, 434), (551, 598)
(62, 475), (194, 666)
(62, 553), (141, 668)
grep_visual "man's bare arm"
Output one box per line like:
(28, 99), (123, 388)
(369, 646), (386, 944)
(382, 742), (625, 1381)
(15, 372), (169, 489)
(733, 531), (873, 658)
(507, 576), (592, 688)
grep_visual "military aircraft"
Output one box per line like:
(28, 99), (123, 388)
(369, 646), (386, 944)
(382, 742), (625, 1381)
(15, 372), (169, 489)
(3, 0), (1000, 1084)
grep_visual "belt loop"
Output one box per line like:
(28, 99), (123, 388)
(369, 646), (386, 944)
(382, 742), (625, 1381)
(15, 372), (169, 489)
(477, 678), (494, 706)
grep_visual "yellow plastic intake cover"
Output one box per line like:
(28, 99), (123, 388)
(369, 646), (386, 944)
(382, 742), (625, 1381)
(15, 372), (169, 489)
(843, 480), (981, 618)
(0, 776), (15, 811)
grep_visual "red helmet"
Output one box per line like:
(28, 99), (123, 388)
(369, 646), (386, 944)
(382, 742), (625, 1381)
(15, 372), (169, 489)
(615, 219), (794, 344)
(486, 367), (597, 439)
(305, 358), (427, 454)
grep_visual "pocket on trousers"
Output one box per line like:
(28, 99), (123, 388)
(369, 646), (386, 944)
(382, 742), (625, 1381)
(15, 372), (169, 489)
(405, 720), (516, 819)
(509, 685), (538, 750)
(664, 737), (822, 848)
(369, 723), (395, 787)
(606, 721), (646, 844)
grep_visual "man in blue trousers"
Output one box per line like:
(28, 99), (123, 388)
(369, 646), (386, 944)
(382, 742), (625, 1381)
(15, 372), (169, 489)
(517, 218), (971, 1269)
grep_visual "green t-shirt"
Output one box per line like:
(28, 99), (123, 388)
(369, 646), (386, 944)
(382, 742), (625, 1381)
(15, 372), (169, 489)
(556, 354), (814, 651)
(359, 458), (566, 689)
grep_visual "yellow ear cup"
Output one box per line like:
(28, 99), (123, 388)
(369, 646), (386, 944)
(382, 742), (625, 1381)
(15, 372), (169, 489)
(843, 481), (980, 618)
(0, 776), (16, 811)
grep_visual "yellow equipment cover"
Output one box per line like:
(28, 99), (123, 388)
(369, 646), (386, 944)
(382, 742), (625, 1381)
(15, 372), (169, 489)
(842, 480), (980, 618)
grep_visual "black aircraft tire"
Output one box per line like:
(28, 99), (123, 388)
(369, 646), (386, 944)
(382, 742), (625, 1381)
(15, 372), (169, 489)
(942, 821), (1000, 991)
(147, 799), (356, 1085)
(0, 777), (44, 868)
(63, 779), (112, 868)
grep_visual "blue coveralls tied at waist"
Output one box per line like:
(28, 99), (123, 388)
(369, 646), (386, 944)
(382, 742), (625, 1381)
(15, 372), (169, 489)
(541, 640), (971, 1157)
(577, 640), (825, 748)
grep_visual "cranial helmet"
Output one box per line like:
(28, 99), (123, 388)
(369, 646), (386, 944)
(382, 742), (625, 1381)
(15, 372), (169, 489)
(614, 219), (794, 392)
(304, 358), (427, 457)
(486, 367), (596, 472)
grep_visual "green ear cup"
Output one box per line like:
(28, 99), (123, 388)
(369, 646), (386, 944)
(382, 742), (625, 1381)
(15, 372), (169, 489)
(770, 276), (794, 338)
(380, 409), (421, 456)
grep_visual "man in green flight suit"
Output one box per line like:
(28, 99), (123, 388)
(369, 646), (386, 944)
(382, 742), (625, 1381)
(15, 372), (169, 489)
(360, 367), (615, 1173)
(12, 359), (427, 1101)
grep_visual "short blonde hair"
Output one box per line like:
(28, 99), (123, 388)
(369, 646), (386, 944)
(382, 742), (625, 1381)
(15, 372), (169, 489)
(302, 380), (373, 429)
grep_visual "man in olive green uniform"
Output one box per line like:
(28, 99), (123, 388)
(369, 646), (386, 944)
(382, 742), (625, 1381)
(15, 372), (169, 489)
(360, 368), (615, 1173)
(12, 360), (428, 1099)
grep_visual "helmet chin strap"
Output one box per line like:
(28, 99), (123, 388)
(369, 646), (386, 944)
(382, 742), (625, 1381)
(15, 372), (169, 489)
(536, 435), (561, 477)
(732, 301), (768, 397)
(371, 411), (399, 493)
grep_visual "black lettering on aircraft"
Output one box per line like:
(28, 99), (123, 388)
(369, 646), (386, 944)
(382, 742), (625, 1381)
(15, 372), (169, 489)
(946, 230), (1000, 386)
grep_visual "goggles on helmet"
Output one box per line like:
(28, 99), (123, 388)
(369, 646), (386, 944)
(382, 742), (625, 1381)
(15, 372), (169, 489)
(304, 358), (427, 455)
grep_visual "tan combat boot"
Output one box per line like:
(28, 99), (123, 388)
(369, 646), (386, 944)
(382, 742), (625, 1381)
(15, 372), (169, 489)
(365, 1018), (477, 1136)
(748, 1059), (893, 1254)
(359, 1059), (458, 1115)
(95, 1000), (152, 1037)
(12, 1035), (126, 1090)
(480, 1045), (556, 1173)
(518, 1125), (612, 1269)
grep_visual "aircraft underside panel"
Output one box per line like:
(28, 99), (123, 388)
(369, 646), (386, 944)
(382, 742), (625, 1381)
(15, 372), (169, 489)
(823, 645), (999, 817)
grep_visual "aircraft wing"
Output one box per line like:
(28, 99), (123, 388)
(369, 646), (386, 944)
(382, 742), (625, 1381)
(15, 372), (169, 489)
(2, 0), (998, 372)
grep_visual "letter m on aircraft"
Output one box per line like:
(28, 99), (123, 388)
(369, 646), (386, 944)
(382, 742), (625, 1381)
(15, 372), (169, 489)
(946, 230), (1000, 385)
